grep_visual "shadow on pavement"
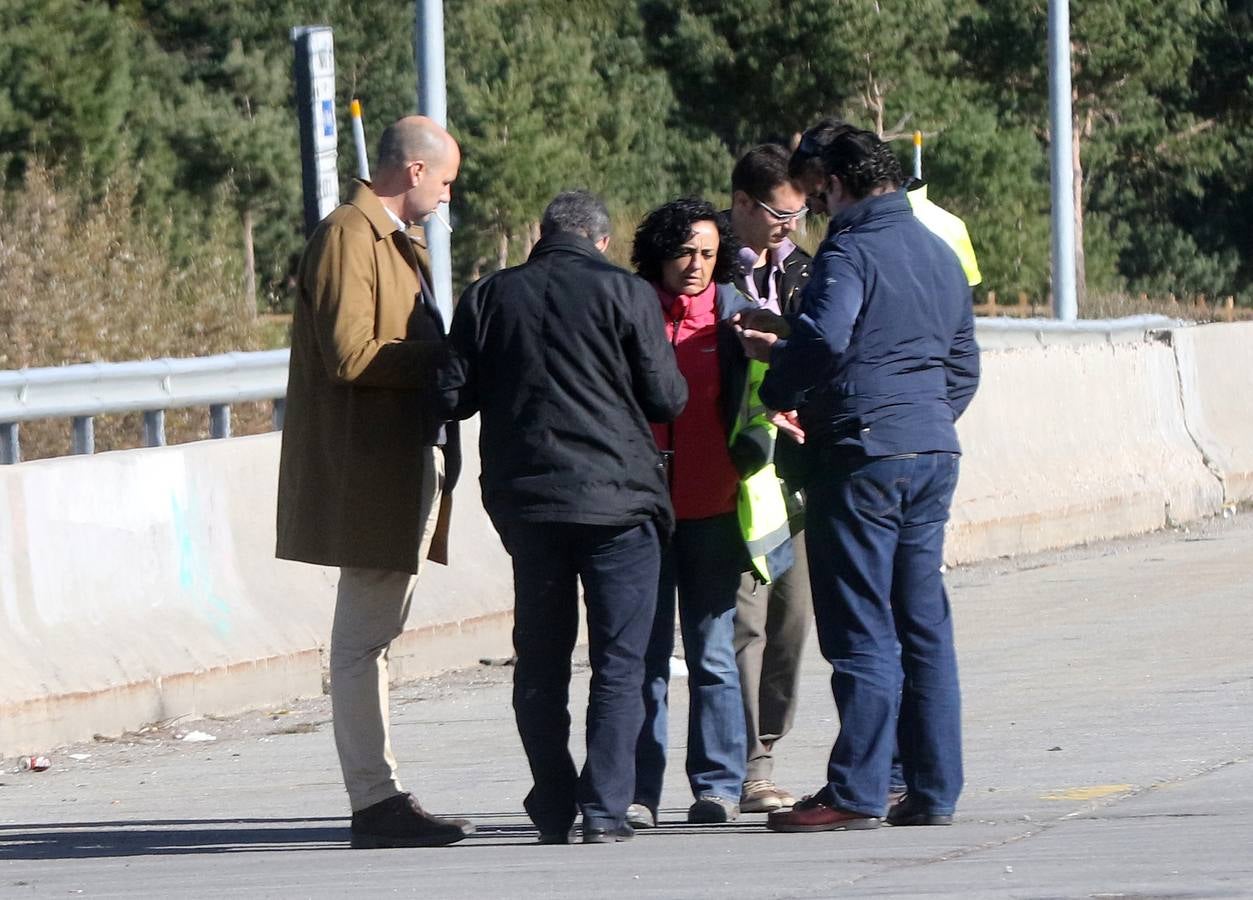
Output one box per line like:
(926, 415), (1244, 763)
(0, 813), (770, 859)
(0, 819), (348, 859)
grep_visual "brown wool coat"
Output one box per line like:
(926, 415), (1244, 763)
(276, 181), (453, 573)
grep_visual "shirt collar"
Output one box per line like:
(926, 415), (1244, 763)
(383, 205), (407, 233)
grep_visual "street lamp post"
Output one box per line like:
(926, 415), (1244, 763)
(1049, 0), (1078, 321)
(415, 0), (454, 327)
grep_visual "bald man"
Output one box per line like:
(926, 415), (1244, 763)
(277, 116), (472, 848)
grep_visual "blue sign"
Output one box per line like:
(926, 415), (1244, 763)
(321, 99), (335, 137)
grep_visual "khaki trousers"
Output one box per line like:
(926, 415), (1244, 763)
(330, 446), (444, 812)
(733, 533), (811, 783)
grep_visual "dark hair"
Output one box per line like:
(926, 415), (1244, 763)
(791, 123), (902, 200)
(788, 118), (856, 184)
(540, 189), (610, 241)
(731, 144), (794, 199)
(631, 198), (741, 286)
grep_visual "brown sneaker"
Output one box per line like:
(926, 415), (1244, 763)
(350, 792), (475, 848)
(766, 793), (880, 833)
(741, 780), (786, 813)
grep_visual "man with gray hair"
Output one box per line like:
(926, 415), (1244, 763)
(439, 190), (687, 844)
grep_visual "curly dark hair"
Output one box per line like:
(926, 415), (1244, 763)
(790, 124), (902, 200)
(631, 197), (741, 286)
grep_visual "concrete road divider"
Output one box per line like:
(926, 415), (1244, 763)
(947, 325), (1225, 563)
(0, 419), (513, 757)
(1166, 322), (1253, 506)
(1, 322), (1247, 755)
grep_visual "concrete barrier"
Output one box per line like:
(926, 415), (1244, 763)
(1167, 322), (1253, 506)
(0, 419), (514, 757)
(1, 321), (1248, 756)
(947, 324), (1225, 562)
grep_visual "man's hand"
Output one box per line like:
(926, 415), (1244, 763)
(732, 309), (791, 362)
(736, 328), (776, 361)
(733, 308), (791, 336)
(769, 409), (805, 444)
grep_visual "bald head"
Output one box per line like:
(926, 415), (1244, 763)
(376, 115), (456, 176)
(371, 116), (461, 226)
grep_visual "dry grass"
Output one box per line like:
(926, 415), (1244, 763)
(976, 289), (1251, 322)
(0, 165), (269, 460)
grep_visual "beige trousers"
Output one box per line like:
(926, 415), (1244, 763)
(733, 533), (811, 783)
(330, 446), (444, 812)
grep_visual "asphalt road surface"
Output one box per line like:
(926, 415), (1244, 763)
(4, 514), (1251, 898)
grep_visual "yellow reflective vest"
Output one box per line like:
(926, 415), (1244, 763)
(908, 183), (982, 287)
(728, 358), (796, 584)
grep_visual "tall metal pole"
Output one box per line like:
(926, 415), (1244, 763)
(415, 0), (454, 327)
(1048, 0), (1078, 321)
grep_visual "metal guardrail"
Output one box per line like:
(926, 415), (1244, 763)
(0, 315), (1191, 465)
(0, 350), (289, 464)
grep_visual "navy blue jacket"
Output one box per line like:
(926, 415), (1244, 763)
(760, 188), (979, 455)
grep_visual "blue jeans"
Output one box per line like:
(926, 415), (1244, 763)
(806, 451), (963, 817)
(503, 519), (660, 833)
(634, 513), (747, 810)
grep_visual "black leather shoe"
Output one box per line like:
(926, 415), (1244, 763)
(537, 829), (574, 845)
(350, 793), (475, 848)
(582, 822), (635, 844)
(885, 794), (953, 826)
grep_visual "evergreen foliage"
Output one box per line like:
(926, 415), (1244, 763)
(0, 0), (1249, 332)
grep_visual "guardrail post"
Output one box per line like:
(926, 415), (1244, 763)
(72, 416), (95, 455)
(0, 423), (19, 464)
(143, 410), (166, 448)
(210, 404), (232, 439)
(272, 399), (286, 431)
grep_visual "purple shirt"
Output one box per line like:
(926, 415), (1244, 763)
(737, 238), (798, 315)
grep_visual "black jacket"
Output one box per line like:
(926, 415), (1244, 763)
(437, 232), (688, 537)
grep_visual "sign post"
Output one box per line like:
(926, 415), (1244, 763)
(292, 26), (339, 237)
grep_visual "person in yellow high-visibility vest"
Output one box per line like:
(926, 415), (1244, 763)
(726, 144), (813, 816)
(906, 181), (982, 287)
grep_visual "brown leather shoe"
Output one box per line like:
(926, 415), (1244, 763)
(350, 792), (475, 848)
(766, 793), (880, 833)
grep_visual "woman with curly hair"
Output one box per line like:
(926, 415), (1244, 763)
(625, 198), (754, 828)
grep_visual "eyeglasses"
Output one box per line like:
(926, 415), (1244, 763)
(754, 197), (807, 223)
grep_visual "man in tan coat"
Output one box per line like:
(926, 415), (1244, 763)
(276, 116), (472, 849)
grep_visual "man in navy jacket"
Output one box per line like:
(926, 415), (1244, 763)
(736, 125), (979, 832)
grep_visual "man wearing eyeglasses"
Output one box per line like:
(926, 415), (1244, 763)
(726, 144), (813, 815)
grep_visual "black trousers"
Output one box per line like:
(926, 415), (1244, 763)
(501, 519), (661, 832)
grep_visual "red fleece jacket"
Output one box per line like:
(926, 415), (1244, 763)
(650, 282), (739, 521)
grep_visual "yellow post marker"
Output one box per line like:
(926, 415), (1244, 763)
(350, 98), (370, 181)
(913, 130), (923, 181)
